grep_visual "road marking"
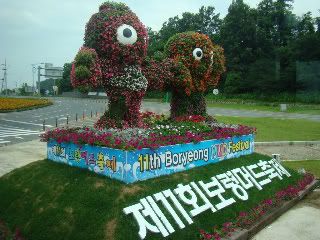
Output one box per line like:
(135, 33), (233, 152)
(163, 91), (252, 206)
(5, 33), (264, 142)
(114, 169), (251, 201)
(0, 127), (39, 132)
(2, 119), (53, 127)
(15, 137), (24, 139)
(0, 132), (43, 137)
(0, 140), (10, 144)
(0, 130), (40, 134)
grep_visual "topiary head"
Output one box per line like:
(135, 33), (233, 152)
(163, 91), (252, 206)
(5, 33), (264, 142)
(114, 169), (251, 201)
(84, 1), (148, 65)
(165, 32), (225, 93)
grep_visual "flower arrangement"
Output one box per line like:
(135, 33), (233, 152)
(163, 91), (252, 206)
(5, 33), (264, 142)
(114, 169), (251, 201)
(0, 98), (52, 112)
(199, 173), (315, 240)
(71, 1), (148, 127)
(71, 47), (102, 88)
(41, 113), (256, 150)
(107, 65), (147, 91)
(163, 32), (226, 118)
(142, 58), (174, 91)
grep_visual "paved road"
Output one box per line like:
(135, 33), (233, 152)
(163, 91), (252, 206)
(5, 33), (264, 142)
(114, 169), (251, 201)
(1, 97), (319, 147)
(142, 101), (320, 122)
(0, 98), (107, 146)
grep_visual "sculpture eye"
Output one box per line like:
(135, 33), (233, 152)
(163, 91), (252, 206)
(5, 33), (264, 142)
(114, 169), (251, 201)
(116, 24), (137, 45)
(193, 48), (203, 60)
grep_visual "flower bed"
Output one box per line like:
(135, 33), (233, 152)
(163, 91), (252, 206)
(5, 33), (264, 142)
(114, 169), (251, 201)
(43, 113), (256, 183)
(199, 173), (315, 240)
(0, 98), (52, 112)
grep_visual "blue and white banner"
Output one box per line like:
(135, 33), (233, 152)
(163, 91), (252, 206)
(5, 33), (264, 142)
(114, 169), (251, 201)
(47, 134), (254, 183)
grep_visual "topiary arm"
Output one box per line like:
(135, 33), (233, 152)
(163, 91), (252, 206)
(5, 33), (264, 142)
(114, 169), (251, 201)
(70, 47), (102, 89)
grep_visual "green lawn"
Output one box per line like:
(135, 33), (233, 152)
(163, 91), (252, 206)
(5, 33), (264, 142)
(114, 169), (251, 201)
(0, 154), (300, 240)
(216, 116), (320, 141)
(283, 160), (320, 178)
(207, 102), (320, 115)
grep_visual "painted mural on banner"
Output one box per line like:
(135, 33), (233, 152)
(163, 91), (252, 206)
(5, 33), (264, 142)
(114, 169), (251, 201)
(47, 134), (254, 183)
(123, 159), (291, 239)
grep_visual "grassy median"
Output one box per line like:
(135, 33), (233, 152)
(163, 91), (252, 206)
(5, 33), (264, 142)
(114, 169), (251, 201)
(216, 116), (320, 141)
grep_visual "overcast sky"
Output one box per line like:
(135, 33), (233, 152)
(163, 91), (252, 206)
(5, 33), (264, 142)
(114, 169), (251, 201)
(0, 0), (319, 89)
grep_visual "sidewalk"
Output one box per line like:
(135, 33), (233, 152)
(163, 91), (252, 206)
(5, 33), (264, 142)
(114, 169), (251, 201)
(0, 139), (46, 177)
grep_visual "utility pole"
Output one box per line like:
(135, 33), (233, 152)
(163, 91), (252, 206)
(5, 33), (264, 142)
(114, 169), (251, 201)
(38, 65), (41, 96)
(1, 60), (7, 96)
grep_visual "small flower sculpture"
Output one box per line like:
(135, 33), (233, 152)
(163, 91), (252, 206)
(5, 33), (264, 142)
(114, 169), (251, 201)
(71, 1), (148, 127)
(164, 32), (226, 118)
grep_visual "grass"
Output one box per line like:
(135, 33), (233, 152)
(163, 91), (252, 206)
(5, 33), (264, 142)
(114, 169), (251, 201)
(283, 160), (320, 178)
(216, 116), (320, 142)
(0, 98), (52, 112)
(0, 153), (301, 240)
(207, 102), (320, 115)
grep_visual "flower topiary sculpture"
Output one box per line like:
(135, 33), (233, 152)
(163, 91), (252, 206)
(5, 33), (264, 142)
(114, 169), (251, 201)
(71, 1), (148, 127)
(164, 32), (226, 118)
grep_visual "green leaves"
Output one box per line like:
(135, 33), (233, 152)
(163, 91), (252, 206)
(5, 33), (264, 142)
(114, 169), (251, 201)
(74, 65), (91, 80)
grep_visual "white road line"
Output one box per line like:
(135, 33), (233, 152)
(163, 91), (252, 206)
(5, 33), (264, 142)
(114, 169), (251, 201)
(0, 126), (24, 130)
(0, 141), (11, 144)
(0, 130), (40, 134)
(2, 119), (53, 127)
(0, 132), (43, 137)
(15, 137), (24, 139)
(0, 126), (39, 131)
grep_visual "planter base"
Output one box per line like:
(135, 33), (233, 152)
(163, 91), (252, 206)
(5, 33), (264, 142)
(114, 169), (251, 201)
(47, 134), (254, 183)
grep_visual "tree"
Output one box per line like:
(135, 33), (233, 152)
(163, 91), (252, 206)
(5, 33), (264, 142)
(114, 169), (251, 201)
(58, 63), (73, 93)
(296, 12), (315, 37)
(220, 0), (257, 74)
(148, 6), (222, 56)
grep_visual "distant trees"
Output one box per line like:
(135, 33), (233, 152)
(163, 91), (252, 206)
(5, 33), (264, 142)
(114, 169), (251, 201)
(146, 0), (320, 96)
(148, 6), (221, 56)
(57, 63), (73, 93)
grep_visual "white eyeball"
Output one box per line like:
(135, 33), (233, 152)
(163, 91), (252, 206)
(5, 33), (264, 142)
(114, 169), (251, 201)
(116, 24), (137, 45)
(193, 48), (203, 60)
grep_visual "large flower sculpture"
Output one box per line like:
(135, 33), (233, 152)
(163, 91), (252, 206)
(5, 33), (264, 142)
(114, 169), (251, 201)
(164, 32), (226, 118)
(71, 1), (148, 127)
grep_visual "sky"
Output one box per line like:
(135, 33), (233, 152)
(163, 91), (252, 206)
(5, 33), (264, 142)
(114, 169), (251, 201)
(0, 0), (319, 89)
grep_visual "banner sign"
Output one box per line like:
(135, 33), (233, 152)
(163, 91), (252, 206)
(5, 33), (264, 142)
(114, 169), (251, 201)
(123, 159), (291, 239)
(47, 134), (254, 183)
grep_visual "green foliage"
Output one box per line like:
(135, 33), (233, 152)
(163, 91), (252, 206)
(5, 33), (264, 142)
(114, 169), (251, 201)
(74, 65), (91, 80)
(57, 63), (73, 93)
(148, 6), (222, 56)
(220, 0), (257, 73)
(224, 72), (243, 94)
(74, 50), (96, 68)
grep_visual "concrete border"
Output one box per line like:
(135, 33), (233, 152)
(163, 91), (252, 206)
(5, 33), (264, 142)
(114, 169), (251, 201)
(225, 179), (319, 240)
(255, 141), (320, 146)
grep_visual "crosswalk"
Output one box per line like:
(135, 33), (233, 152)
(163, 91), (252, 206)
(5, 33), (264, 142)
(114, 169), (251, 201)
(0, 126), (44, 145)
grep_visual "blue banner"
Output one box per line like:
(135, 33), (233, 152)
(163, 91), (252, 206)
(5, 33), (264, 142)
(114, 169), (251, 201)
(47, 134), (254, 183)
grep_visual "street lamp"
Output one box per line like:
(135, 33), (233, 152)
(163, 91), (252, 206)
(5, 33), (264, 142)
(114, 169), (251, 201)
(1, 60), (7, 96)
(31, 62), (45, 95)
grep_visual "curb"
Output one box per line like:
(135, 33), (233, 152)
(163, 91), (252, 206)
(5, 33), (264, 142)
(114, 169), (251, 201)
(225, 180), (319, 240)
(255, 141), (320, 146)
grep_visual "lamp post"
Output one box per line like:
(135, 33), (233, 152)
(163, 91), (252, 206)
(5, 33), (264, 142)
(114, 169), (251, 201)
(31, 63), (45, 96)
(1, 60), (7, 96)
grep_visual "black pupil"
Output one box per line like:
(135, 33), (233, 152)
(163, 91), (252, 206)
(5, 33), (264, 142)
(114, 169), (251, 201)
(196, 50), (202, 57)
(123, 28), (132, 38)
